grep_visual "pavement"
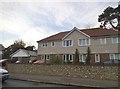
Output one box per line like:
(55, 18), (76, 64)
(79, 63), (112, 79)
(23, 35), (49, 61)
(9, 73), (119, 89)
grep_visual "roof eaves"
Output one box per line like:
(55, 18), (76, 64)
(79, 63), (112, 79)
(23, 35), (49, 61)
(62, 27), (90, 40)
(10, 49), (21, 57)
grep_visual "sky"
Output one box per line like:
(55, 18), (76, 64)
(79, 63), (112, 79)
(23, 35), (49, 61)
(0, 0), (119, 48)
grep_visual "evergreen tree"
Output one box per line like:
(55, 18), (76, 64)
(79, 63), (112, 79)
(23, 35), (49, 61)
(73, 48), (79, 64)
(98, 2), (120, 29)
(86, 47), (91, 65)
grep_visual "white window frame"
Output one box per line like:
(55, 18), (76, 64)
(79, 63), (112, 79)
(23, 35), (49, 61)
(51, 42), (55, 47)
(42, 43), (48, 47)
(78, 39), (90, 46)
(100, 37), (106, 44)
(64, 54), (73, 62)
(41, 55), (50, 60)
(79, 54), (87, 62)
(112, 36), (120, 43)
(109, 53), (120, 60)
(62, 39), (73, 47)
(95, 54), (100, 62)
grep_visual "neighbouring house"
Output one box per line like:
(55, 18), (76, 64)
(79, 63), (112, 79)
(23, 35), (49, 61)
(37, 27), (120, 64)
(0, 44), (5, 60)
(10, 49), (37, 63)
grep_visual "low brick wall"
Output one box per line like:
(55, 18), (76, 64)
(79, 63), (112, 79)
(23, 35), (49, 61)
(6, 63), (119, 81)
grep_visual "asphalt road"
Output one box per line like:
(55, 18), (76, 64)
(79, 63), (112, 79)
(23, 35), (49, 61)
(1, 79), (106, 89)
(2, 79), (71, 87)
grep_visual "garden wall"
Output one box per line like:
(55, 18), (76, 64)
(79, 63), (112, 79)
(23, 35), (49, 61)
(6, 63), (119, 81)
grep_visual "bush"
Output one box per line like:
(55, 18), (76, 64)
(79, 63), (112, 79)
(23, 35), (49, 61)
(49, 55), (62, 64)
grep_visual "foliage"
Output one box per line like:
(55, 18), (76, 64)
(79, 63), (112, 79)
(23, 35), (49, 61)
(26, 46), (35, 51)
(2, 40), (25, 59)
(14, 40), (26, 47)
(98, 3), (120, 29)
(49, 55), (62, 64)
(73, 48), (79, 64)
(86, 47), (91, 65)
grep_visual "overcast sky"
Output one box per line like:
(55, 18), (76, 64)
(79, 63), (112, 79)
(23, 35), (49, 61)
(0, 0), (119, 48)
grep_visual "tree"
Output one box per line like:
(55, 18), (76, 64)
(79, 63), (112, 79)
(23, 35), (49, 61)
(2, 40), (25, 59)
(98, 2), (120, 29)
(86, 47), (91, 65)
(73, 49), (79, 64)
(26, 46), (35, 51)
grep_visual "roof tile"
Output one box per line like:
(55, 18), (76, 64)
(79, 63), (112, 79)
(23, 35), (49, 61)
(37, 28), (119, 42)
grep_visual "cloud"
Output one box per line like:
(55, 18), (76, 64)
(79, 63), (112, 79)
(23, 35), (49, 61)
(0, 1), (118, 48)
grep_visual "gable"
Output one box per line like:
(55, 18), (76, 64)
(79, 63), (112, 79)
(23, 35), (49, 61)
(11, 49), (29, 57)
(62, 27), (90, 40)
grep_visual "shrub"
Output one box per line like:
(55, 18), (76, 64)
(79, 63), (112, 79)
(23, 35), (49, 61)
(49, 55), (62, 64)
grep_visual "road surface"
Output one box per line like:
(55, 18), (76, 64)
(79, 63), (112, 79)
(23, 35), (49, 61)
(1, 79), (106, 89)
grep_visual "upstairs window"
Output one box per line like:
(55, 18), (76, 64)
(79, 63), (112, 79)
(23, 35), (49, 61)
(51, 42), (55, 47)
(79, 39), (90, 46)
(63, 40), (72, 47)
(100, 37), (106, 44)
(42, 43), (48, 47)
(112, 36), (120, 43)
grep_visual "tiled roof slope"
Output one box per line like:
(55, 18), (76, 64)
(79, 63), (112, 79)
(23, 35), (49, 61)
(37, 28), (119, 42)
(81, 28), (119, 37)
(37, 31), (69, 42)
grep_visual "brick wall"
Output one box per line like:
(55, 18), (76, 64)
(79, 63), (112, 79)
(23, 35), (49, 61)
(6, 63), (119, 81)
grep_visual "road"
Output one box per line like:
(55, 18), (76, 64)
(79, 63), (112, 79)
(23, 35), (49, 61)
(1, 79), (105, 89)
(2, 79), (71, 87)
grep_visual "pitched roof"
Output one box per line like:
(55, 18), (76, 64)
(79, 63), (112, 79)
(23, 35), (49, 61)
(10, 49), (37, 57)
(81, 28), (119, 37)
(37, 31), (69, 42)
(37, 27), (119, 42)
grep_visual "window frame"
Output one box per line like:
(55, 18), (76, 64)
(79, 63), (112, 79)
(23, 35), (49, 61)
(42, 43), (48, 47)
(79, 54), (87, 62)
(63, 54), (73, 62)
(95, 54), (100, 63)
(112, 36), (120, 43)
(51, 41), (55, 47)
(100, 37), (107, 44)
(62, 39), (73, 47)
(78, 39), (90, 46)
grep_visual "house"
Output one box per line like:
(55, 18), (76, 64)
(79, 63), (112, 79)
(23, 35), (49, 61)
(37, 27), (120, 64)
(0, 44), (5, 60)
(10, 49), (37, 63)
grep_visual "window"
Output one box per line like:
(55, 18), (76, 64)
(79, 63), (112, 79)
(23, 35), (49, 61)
(63, 40), (72, 47)
(51, 42), (55, 47)
(79, 39), (90, 46)
(42, 43), (48, 47)
(112, 37), (120, 43)
(100, 37), (106, 44)
(79, 54), (87, 62)
(109, 53), (120, 60)
(41, 55), (49, 60)
(64, 54), (73, 63)
(95, 54), (100, 62)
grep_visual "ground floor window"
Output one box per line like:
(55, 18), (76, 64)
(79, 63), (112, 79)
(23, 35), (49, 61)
(109, 53), (120, 60)
(63, 54), (73, 63)
(41, 55), (50, 60)
(79, 54), (87, 62)
(95, 54), (100, 63)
